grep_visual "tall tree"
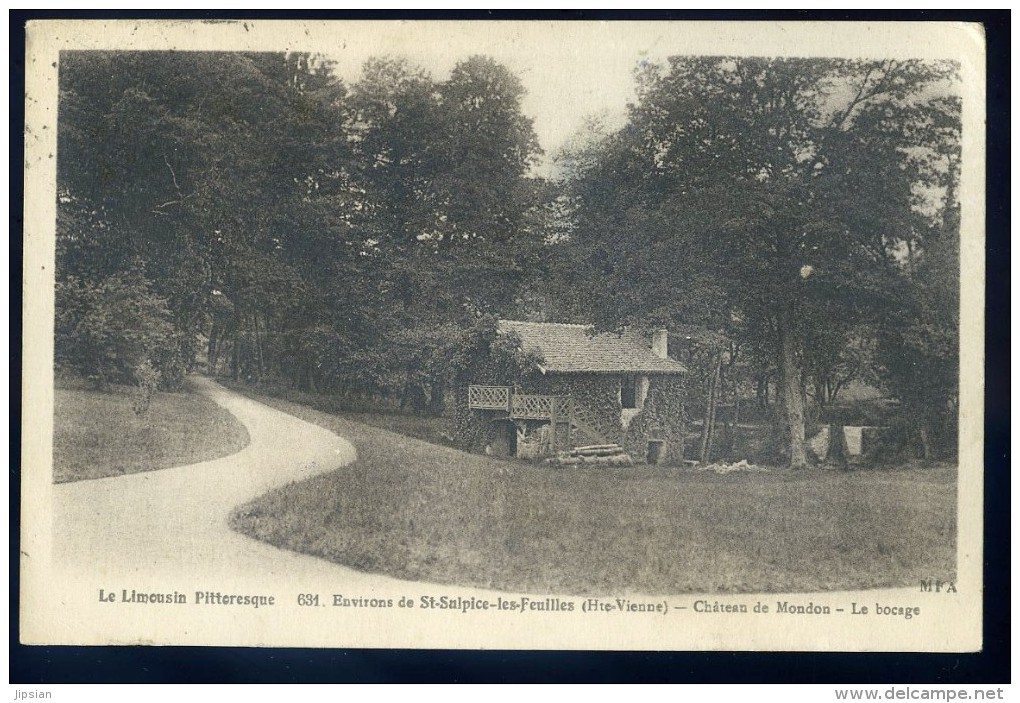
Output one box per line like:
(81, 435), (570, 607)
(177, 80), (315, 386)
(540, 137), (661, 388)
(57, 51), (359, 387)
(558, 57), (960, 466)
(346, 55), (545, 411)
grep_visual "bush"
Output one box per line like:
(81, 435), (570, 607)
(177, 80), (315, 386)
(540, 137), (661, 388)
(130, 359), (162, 415)
(55, 270), (186, 389)
(152, 331), (194, 390)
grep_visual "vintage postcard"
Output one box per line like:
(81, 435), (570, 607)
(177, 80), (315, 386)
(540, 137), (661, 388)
(20, 19), (985, 651)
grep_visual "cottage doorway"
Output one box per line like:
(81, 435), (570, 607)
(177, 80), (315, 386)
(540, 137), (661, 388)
(487, 419), (518, 458)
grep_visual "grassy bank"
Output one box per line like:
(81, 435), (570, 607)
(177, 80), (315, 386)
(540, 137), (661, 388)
(219, 378), (458, 447)
(54, 377), (250, 483)
(225, 382), (957, 595)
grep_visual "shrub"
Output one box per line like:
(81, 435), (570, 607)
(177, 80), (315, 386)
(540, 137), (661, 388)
(55, 270), (184, 389)
(130, 359), (162, 415)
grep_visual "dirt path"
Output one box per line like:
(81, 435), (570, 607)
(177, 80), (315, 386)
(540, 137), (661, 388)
(43, 376), (557, 647)
(52, 376), (375, 584)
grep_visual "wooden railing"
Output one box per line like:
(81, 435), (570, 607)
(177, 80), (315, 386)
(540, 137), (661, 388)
(467, 385), (511, 411)
(511, 394), (572, 421)
(467, 386), (616, 450)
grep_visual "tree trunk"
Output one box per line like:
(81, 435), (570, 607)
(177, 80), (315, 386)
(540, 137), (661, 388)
(733, 376), (740, 425)
(817, 377), (830, 406)
(779, 316), (808, 468)
(253, 315), (265, 381)
(428, 378), (446, 417)
(208, 323), (219, 373)
(231, 333), (239, 381)
(919, 424), (933, 461)
(699, 352), (722, 464)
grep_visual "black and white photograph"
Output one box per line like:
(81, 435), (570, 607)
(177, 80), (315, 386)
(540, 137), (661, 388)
(19, 19), (986, 653)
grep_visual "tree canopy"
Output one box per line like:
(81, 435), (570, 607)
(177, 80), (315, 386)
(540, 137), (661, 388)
(56, 51), (961, 463)
(57, 51), (546, 407)
(552, 57), (961, 464)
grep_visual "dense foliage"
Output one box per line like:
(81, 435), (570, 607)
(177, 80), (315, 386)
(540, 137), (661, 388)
(55, 269), (179, 389)
(549, 57), (961, 463)
(57, 52), (547, 406)
(56, 52), (961, 462)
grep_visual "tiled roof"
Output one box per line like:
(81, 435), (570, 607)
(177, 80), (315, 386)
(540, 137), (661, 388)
(498, 320), (686, 375)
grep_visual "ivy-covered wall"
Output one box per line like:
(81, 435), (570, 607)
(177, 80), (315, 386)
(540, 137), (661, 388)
(453, 383), (495, 452)
(454, 370), (688, 464)
(621, 376), (688, 464)
(452, 328), (542, 453)
(518, 373), (622, 440)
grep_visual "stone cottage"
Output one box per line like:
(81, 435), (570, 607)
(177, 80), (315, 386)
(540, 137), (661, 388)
(455, 320), (688, 465)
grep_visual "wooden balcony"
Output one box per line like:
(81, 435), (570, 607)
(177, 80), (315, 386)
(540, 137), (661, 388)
(467, 385), (613, 451)
(511, 393), (572, 421)
(467, 386), (572, 421)
(467, 385), (511, 411)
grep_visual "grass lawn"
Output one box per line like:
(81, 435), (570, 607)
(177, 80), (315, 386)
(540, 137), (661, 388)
(226, 383), (957, 595)
(221, 379), (459, 447)
(53, 377), (250, 483)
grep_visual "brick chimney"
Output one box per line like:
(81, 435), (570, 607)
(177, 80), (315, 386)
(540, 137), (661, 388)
(651, 329), (668, 359)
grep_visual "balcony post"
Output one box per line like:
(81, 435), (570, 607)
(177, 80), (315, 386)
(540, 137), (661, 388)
(566, 398), (573, 450)
(550, 397), (559, 452)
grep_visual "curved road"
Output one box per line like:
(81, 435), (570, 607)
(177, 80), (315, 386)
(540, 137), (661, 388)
(42, 377), (552, 647)
(54, 376), (380, 583)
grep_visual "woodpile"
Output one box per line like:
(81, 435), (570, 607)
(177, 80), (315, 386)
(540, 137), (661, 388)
(544, 444), (634, 467)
